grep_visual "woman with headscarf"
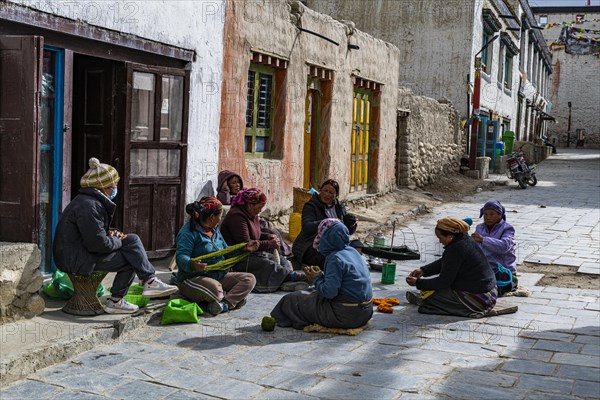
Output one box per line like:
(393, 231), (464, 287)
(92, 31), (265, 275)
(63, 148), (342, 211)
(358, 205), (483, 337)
(472, 199), (518, 296)
(292, 179), (357, 269)
(405, 217), (497, 317)
(217, 170), (292, 256)
(221, 189), (308, 292)
(216, 170), (244, 205)
(271, 219), (373, 330)
(175, 196), (259, 315)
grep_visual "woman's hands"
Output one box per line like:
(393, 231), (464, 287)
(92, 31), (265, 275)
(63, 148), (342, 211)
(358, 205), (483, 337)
(406, 268), (423, 286)
(267, 234), (281, 249)
(471, 233), (483, 243)
(303, 266), (322, 280)
(191, 260), (207, 271)
(245, 240), (260, 252)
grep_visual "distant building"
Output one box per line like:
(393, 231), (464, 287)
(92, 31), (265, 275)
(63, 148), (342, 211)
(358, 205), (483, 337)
(305, 0), (553, 166)
(532, 5), (600, 148)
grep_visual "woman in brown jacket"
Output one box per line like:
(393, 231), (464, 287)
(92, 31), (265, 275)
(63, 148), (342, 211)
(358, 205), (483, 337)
(221, 188), (308, 292)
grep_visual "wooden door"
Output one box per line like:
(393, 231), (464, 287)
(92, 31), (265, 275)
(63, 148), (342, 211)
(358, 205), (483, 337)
(303, 81), (320, 189)
(72, 55), (115, 195)
(350, 89), (371, 192)
(124, 64), (189, 257)
(0, 36), (43, 243)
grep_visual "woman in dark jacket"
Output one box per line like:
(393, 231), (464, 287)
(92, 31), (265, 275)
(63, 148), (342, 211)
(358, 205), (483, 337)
(53, 157), (178, 314)
(220, 189), (307, 292)
(292, 179), (356, 269)
(405, 217), (497, 317)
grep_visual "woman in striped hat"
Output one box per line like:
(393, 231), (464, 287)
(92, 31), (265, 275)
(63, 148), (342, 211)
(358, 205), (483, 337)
(405, 217), (497, 317)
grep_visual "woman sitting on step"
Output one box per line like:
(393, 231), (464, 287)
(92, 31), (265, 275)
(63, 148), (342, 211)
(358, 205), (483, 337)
(405, 217), (497, 317)
(271, 218), (373, 330)
(175, 196), (258, 315)
(221, 188), (308, 292)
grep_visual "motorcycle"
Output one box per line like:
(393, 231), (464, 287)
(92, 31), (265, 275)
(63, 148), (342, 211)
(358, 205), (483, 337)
(506, 149), (537, 189)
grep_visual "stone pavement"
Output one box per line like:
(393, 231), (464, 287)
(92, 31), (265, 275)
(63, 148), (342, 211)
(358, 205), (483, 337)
(1, 148), (599, 399)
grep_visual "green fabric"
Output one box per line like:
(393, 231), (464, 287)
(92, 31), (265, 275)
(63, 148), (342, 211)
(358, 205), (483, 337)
(161, 298), (204, 325)
(42, 269), (105, 300)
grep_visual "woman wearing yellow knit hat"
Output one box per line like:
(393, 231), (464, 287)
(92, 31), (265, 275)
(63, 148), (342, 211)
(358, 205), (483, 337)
(53, 158), (178, 314)
(405, 216), (497, 317)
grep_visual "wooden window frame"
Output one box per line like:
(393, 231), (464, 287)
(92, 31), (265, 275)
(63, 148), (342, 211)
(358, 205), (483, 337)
(245, 63), (275, 158)
(126, 64), (189, 184)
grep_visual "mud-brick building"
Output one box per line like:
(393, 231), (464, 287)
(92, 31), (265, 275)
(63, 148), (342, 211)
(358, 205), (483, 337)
(306, 0), (553, 170)
(0, 0), (225, 287)
(218, 0), (400, 212)
(532, 5), (600, 148)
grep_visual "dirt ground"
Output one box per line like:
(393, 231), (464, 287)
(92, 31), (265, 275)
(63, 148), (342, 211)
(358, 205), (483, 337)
(272, 172), (597, 289)
(520, 262), (600, 290)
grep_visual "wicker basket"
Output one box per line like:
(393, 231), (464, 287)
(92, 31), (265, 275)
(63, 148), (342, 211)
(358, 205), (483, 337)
(62, 271), (108, 316)
(293, 187), (312, 213)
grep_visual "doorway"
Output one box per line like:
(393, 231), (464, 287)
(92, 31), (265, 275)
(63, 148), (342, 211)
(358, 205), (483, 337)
(303, 79), (320, 189)
(72, 54), (125, 227)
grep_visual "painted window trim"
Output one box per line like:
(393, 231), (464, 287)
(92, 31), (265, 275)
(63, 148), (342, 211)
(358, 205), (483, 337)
(245, 63), (275, 158)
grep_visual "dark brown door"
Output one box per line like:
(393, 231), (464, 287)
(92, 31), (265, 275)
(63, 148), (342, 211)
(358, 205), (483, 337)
(72, 55), (115, 192)
(71, 55), (125, 227)
(0, 35), (43, 243)
(124, 64), (189, 257)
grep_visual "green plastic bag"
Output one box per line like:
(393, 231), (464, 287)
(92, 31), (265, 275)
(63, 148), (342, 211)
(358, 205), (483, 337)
(42, 269), (105, 300)
(161, 299), (204, 325)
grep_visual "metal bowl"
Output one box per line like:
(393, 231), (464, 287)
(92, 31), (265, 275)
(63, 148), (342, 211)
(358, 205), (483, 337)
(369, 260), (383, 271)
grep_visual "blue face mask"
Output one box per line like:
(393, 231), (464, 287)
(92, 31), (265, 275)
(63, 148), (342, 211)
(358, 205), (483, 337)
(108, 187), (118, 201)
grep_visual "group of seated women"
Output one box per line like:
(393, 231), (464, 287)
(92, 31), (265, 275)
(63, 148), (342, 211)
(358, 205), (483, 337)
(174, 169), (518, 327)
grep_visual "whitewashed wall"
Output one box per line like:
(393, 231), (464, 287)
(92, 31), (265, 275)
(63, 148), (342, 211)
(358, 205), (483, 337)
(10, 0), (226, 203)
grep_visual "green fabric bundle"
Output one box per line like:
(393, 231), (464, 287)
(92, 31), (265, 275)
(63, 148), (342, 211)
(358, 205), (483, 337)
(42, 269), (105, 300)
(191, 242), (250, 271)
(160, 299), (204, 325)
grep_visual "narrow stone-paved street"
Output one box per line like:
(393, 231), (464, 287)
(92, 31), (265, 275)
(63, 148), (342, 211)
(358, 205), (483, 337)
(2, 149), (599, 399)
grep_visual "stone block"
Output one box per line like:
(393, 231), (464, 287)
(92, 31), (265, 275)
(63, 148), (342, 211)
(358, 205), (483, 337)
(573, 380), (600, 398)
(476, 157), (490, 179)
(0, 242), (43, 324)
(463, 169), (480, 180)
(551, 352), (600, 368)
(501, 359), (557, 376)
(516, 374), (574, 395)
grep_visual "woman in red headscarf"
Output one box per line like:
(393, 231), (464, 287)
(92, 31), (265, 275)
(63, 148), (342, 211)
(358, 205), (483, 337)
(175, 196), (259, 315)
(221, 189), (309, 292)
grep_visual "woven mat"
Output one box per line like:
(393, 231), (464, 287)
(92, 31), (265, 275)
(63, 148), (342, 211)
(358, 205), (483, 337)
(502, 287), (531, 297)
(470, 302), (519, 319)
(303, 323), (368, 336)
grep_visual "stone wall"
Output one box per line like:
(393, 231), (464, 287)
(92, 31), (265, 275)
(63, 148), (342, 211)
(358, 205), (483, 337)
(305, 0), (475, 118)
(0, 243), (45, 324)
(397, 88), (463, 188)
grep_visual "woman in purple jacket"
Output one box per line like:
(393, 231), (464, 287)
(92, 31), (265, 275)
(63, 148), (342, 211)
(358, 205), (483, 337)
(472, 199), (518, 296)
